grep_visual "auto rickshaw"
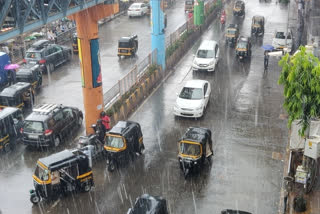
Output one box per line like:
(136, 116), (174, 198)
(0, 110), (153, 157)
(251, 15), (265, 36)
(118, 35), (138, 58)
(0, 82), (33, 111)
(233, 0), (245, 17)
(225, 24), (239, 47)
(178, 127), (213, 178)
(72, 33), (78, 54)
(185, 0), (194, 13)
(235, 36), (252, 61)
(104, 120), (144, 172)
(0, 107), (23, 153)
(29, 149), (94, 204)
(16, 64), (42, 93)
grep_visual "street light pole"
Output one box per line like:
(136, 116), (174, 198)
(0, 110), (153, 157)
(285, 0), (290, 48)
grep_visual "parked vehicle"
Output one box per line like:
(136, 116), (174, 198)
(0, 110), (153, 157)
(185, 0), (194, 13)
(29, 149), (94, 204)
(0, 82), (33, 111)
(118, 35), (138, 58)
(72, 33), (78, 54)
(127, 194), (169, 214)
(0, 107), (24, 153)
(233, 0), (245, 17)
(221, 210), (252, 214)
(178, 127), (213, 178)
(235, 36), (252, 61)
(251, 15), (265, 36)
(24, 40), (72, 73)
(16, 64), (42, 92)
(104, 120), (144, 172)
(174, 80), (211, 118)
(272, 29), (293, 52)
(128, 3), (148, 18)
(21, 104), (83, 148)
(192, 40), (220, 72)
(225, 24), (239, 47)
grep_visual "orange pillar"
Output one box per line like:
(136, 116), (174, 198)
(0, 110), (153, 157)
(70, 4), (119, 134)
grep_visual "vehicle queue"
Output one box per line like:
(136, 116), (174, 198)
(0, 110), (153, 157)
(0, 0), (286, 213)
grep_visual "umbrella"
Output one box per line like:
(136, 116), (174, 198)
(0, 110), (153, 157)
(262, 44), (274, 51)
(4, 64), (19, 70)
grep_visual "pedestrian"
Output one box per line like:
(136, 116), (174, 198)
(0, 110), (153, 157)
(96, 119), (107, 143)
(100, 111), (111, 131)
(264, 50), (269, 70)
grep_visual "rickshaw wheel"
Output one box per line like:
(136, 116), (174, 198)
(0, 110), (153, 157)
(30, 194), (40, 204)
(83, 183), (92, 192)
(4, 143), (11, 153)
(78, 116), (83, 127)
(108, 160), (116, 172)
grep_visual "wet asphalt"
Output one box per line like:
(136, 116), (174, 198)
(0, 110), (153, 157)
(0, 0), (291, 213)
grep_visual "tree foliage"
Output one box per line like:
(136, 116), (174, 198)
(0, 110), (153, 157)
(278, 46), (320, 136)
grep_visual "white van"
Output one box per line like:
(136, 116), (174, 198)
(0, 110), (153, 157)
(192, 40), (220, 72)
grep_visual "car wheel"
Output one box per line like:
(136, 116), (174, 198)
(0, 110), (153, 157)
(78, 116), (83, 127)
(54, 136), (61, 147)
(138, 143), (144, 155)
(66, 51), (71, 61)
(30, 194), (40, 204)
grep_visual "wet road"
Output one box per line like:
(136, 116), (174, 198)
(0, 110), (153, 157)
(0, 1), (290, 213)
(34, 0), (188, 112)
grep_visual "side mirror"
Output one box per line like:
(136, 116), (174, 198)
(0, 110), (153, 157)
(205, 94), (209, 98)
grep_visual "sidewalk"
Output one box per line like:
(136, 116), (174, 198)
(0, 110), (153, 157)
(278, 1), (320, 214)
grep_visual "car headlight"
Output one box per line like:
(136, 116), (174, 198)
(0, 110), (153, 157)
(174, 104), (180, 109)
(209, 60), (215, 65)
(195, 106), (203, 111)
(193, 60), (198, 66)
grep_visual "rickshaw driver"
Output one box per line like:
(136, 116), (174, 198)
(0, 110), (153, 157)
(51, 171), (60, 185)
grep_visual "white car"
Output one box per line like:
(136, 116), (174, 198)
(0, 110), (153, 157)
(192, 40), (220, 72)
(272, 29), (293, 52)
(128, 3), (148, 18)
(174, 80), (211, 118)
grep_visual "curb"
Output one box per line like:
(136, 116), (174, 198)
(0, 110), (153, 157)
(98, 11), (126, 26)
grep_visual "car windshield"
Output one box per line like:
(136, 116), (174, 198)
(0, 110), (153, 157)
(106, 136), (124, 148)
(23, 121), (44, 133)
(275, 32), (286, 39)
(179, 87), (203, 100)
(34, 164), (49, 181)
(237, 41), (247, 49)
(16, 75), (32, 83)
(26, 52), (41, 59)
(130, 4), (140, 9)
(253, 19), (262, 25)
(0, 96), (17, 106)
(180, 142), (201, 156)
(119, 42), (129, 48)
(196, 49), (215, 58)
(227, 29), (236, 34)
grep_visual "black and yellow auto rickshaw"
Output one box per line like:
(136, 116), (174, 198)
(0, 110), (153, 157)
(72, 33), (78, 54)
(104, 120), (144, 172)
(235, 36), (252, 61)
(0, 82), (33, 111)
(225, 24), (239, 47)
(185, 0), (194, 13)
(233, 0), (245, 17)
(118, 35), (138, 58)
(251, 15), (265, 36)
(0, 107), (23, 153)
(16, 64), (42, 92)
(178, 127), (213, 178)
(29, 149), (94, 204)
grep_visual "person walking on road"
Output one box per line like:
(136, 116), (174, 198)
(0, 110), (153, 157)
(264, 50), (269, 71)
(100, 111), (111, 131)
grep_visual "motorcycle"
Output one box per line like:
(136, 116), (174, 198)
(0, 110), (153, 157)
(220, 10), (226, 26)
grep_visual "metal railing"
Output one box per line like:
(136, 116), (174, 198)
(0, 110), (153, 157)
(103, 49), (157, 108)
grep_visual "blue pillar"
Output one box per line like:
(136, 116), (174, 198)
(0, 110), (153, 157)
(151, 0), (165, 70)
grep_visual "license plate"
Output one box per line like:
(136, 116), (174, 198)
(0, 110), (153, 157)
(29, 61), (37, 64)
(28, 134), (39, 139)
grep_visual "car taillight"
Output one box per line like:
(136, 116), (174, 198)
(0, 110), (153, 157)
(44, 129), (53, 136)
(20, 128), (23, 133)
(39, 59), (46, 64)
(22, 59), (27, 64)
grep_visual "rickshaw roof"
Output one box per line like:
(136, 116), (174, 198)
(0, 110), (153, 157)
(181, 127), (211, 145)
(227, 24), (238, 29)
(235, 0), (244, 6)
(253, 15), (264, 21)
(17, 64), (39, 76)
(0, 107), (20, 119)
(119, 37), (131, 43)
(132, 194), (167, 213)
(0, 82), (31, 97)
(238, 36), (249, 43)
(109, 120), (140, 136)
(38, 150), (85, 170)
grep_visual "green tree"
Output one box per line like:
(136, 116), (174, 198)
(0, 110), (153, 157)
(278, 46), (320, 137)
